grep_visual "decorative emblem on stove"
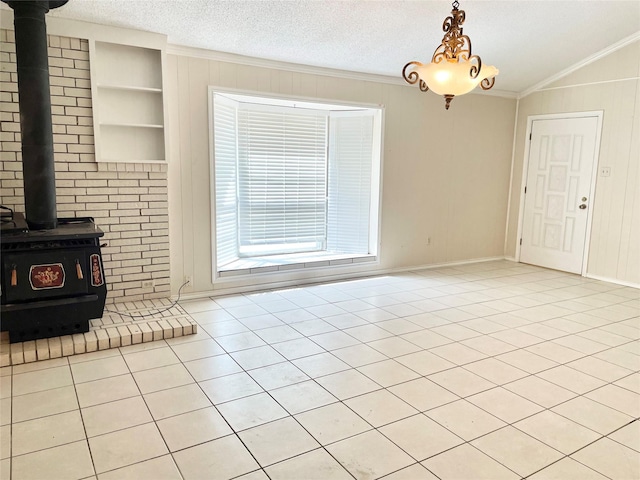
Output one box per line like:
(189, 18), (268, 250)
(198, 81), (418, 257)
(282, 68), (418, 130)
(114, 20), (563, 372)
(29, 263), (65, 290)
(91, 254), (104, 287)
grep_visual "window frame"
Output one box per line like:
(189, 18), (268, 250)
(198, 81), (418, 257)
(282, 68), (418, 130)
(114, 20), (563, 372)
(208, 87), (384, 282)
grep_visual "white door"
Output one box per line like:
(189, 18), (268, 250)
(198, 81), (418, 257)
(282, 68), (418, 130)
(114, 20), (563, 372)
(520, 116), (599, 274)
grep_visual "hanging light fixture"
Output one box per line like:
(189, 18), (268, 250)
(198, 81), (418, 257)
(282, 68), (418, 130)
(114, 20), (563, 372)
(402, 0), (498, 110)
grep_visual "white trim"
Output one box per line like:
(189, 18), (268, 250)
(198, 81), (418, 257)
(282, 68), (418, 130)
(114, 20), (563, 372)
(169, 44), (402, 85)
(536, 77), (640, 93)
(503, 97), (520, 256)
(515, 111), (604, 277)
(372, 107), (385, 263)
(581, 113), (604, 277)
(167, 43), (517, 99)
(584, 273), (640, 290)
(208, 85), (219, 284)
(218, 255), (378, 278)
(519, 31), (640, 99)
(476, 88), (518, 99)
(208, 86), (383, 111)
(175, 256), (508, 300)
(514, 115), (534, 262)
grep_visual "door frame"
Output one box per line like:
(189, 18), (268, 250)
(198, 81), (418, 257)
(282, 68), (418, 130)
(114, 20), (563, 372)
(515, 111), (604, 276)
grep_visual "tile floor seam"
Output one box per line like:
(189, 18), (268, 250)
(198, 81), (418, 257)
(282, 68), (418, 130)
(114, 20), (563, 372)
(294, 409), (376, 448)
(423, 374), (637, 477)
(413, 331), (637, 398)
(168, 335), (332, 477)
(531, 367), (640, 419)
(375, 415), (467, 462)
(373, 461), (432, 479)
(71, 378), (98, 479)
(434, 363), (637, 441)
(90, 348), (165, 476)
(451, 441), (524, 479)
(10, 434), (90, 460)
(140, 346), (230, 453)
(95, 452), (178, 478)
(605, 418), (640, 453)
(473, 357), (632, 412)
(520, 418), (639, 479)
(231, 361), (379, 477)
(377, 394), (558, 474)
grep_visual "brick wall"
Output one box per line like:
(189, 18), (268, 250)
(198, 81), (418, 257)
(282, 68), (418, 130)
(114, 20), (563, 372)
(0, 29), (170, 303)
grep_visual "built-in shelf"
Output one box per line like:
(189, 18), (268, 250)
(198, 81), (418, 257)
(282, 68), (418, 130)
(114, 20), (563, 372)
(100, 122), (164, 129)
(90, 41), (167, 163)
(101, 158), (166, 164)
(96, 84), (163, 93)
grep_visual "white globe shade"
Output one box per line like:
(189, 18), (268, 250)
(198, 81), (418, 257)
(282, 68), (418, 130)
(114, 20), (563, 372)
(415, 59), (498, 96)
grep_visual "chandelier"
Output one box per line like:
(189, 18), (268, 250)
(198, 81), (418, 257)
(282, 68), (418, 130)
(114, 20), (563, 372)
(402, 0), (498, 110)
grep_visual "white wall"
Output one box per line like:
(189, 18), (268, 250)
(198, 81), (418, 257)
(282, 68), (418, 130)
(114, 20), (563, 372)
(166, 54), (517, 295)
(506, 41), (640, 286)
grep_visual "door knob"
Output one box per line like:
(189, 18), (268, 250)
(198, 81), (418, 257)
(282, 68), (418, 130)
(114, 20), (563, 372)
(579, 204), (587, 209)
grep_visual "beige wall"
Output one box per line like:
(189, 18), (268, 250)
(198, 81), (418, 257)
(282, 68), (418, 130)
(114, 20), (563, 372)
(506, 41), (640, 285)
(166, 54), (517, 295)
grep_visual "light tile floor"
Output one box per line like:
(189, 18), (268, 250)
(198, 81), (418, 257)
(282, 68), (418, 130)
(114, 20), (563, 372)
(1, 260), (639, 479)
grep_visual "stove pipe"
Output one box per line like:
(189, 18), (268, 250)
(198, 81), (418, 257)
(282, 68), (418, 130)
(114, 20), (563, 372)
(3, 0), (69, 230)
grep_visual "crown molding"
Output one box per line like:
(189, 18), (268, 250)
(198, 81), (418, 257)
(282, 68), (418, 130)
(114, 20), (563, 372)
(167, 43), (517, 99)
(475, 88), (518, 99)
(166, 43), (406, 85)
(518, 30), (640, 99)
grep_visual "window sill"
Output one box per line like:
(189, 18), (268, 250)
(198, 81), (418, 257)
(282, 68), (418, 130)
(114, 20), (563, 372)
(218, 252), (376, 277)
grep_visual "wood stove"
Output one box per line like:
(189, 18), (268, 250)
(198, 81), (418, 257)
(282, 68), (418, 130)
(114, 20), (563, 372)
(1, 213), (107, 342)
(0, 0), (108, 343)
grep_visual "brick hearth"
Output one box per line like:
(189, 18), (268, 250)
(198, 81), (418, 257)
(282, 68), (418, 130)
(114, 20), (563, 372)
(0, 299), (197, 366)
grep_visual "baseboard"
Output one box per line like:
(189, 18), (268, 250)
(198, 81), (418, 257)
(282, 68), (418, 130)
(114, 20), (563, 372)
(584, 273), (640, 289)
(175, 255), (510, 300)
(386, 256), (510, 274)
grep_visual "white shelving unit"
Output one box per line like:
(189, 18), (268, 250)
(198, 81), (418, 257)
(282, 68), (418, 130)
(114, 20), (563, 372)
(90, 41), (167, 163)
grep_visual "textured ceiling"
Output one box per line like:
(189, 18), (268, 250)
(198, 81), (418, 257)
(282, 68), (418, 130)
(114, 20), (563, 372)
(34, 1), (640, 94)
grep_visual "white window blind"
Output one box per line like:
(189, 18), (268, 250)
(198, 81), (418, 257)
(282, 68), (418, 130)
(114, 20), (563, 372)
(213, 98), (239, 267)
(327, 111), (374, 254)
(237, 105), (328, 256)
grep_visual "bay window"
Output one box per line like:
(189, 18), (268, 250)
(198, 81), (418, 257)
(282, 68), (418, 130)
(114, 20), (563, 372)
(211, 91), (382, 274)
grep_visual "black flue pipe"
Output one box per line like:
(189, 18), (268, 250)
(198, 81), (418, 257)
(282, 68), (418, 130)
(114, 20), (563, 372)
(3, 0), (68, 230)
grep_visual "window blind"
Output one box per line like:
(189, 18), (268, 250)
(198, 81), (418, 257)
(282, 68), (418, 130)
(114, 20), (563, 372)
(327, 111), (374, 254)
(236, 105), (328, 256)
(213, 98), (239, 267)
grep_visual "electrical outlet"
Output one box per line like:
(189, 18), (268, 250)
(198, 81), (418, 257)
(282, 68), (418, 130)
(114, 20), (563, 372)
(142, 280), (155, 288)
(600, 167), (611, 177)
(184, 276), (192, 286)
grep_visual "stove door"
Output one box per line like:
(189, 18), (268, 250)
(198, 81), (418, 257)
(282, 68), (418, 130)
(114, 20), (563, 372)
(2, 249), (90, 303)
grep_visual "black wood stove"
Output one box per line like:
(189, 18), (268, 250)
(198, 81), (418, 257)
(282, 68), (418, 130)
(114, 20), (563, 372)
(0, 0), (108, 343)
(1, 213), (107, 342)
